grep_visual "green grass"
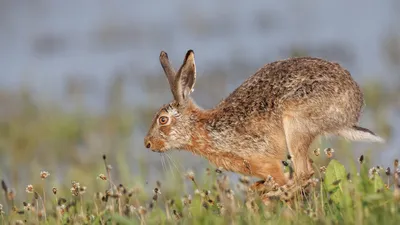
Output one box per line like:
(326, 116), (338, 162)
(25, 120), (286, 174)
(0, 80), (397, 224)
(1, 153), (399, 225)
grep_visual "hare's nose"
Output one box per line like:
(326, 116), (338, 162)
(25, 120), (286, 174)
(146, 142), (151, 149)
(144, 138), (152, 149)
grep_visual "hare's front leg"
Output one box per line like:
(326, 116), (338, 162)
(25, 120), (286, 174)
(282, 116), (316, 179)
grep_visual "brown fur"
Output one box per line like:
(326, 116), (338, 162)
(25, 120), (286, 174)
(144, 50), (383, 185)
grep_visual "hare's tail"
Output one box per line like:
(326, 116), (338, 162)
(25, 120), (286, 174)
(337, 126), (385, 143)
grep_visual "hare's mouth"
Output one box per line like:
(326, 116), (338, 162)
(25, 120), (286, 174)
(151, 147), (168, 153)
(151, 149), (162, 153)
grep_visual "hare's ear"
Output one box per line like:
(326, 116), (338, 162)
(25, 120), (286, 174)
(174, 50), (196, 104)
(159, 51), (181, 102)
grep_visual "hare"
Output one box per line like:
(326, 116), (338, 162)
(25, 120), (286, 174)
(144, 50), (384, 186)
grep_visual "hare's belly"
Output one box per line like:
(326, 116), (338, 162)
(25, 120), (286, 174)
(206, 151), (283, 179)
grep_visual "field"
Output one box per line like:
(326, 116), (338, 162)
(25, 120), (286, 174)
(0, 82), (398, 225)
(1, 152), (400, 225)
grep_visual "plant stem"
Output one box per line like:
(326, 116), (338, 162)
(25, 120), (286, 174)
(36, 199), (40, 223)
(80, 195), (84, 216)
(42, 182), (47, 221)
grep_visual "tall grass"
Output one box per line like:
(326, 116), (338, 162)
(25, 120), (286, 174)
(0, 79), (397, 224)
(0, 150), (399, 224)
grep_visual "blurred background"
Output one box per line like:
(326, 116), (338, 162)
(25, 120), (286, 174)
(0, 0), (399, 195)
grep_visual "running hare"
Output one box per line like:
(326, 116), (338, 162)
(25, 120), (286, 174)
(144, 50), (384, 185)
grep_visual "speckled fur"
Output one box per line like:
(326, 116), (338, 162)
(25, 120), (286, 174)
(145, 50), (383, 185)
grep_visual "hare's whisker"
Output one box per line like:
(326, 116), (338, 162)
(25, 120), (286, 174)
(166, 153), (183, 173)
(160, 153), (167, 174)
(165, 153), (183, 178)
(164, 153), (176, 179)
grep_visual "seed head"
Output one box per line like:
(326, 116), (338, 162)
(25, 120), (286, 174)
(239, 176), (250, 185)
(185, 170), (195, 181)
(320, 166), (327, 173)
(138, 206), (147, 215)
(324, 148), (334, 158)
(71, 187), (78, 196)
(386, 167), (391, 176)
(173, 209), (182, 220)
(57, 198), (67, 206)
(313, 148), (320, 156)
(97, 174), (107, 181)
(1, 180), (7, 192)
(70, 181), (85, 196)
(310, 178), (319, 187)
(40, 171), (50, 179)
(167, 199), (175, 207)
(153, 188), (161, 195)
(23, 202), (32, 211)
(117, 184), (126, 193)
(369, 167), (379, 179)
(347, 173), (351, 181)
(215, 167), (223, 174)
(57, 204), (66, 215)
(26, 184), (34, 193)
(52, 187), (57, 195)
(359, 155), (364, 164)
(181, 195), (192, 206)
(225, 189), (235, 200)
(71, 181), (80, 189)
(79, 186), (87, 194)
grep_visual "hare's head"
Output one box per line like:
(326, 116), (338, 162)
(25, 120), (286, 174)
(144, 50), (198, 152)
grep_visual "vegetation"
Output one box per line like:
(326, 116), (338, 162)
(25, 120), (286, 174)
(0, 150), (399, 225)
(0, 77), (397, 224)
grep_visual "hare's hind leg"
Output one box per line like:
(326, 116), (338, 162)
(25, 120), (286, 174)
(250, 159), (287, 192)
(282, 116), (316, 179)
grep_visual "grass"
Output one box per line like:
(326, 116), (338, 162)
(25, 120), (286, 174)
(0, 80), (397, 224)
(0, 151), (399, 225)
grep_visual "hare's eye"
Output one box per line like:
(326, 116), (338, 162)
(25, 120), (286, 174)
(158, 116), (169, 125)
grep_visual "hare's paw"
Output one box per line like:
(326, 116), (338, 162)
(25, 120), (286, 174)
(260, 173), (318, 205)
(250, 180), (267, 194)
(250, 176), (284, 195)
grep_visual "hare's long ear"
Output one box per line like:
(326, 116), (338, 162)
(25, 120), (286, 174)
(159, 51), (181, 102)
(174, 50), (196, 105)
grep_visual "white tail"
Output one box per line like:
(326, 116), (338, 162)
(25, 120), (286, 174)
(337, 126), (385, 143)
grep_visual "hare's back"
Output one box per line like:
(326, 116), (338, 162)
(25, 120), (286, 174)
(215, 57), (363, 125)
